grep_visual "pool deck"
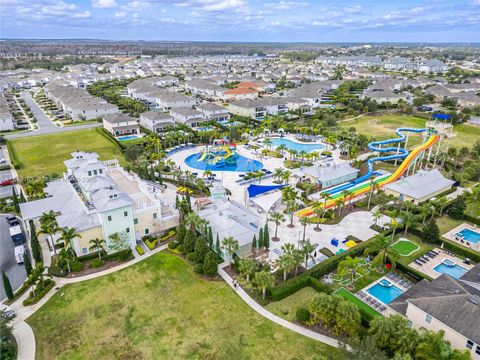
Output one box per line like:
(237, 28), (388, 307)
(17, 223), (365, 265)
(442, 223), (480, 252)
(409, 249), (474, 279)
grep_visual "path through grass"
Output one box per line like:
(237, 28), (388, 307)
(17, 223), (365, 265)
(27, 253), (337, 360)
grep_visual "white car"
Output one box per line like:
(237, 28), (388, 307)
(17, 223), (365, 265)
(14, 245), (25, 264)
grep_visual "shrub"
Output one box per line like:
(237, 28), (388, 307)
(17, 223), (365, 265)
(90, 258), (104, 268)
(168, 241), (179, 250)
(136, 245), (145, 256)
(186, 253), (195, 262)
(176, 244), (184, 253)
(319, 247), (334, 258)
(145, 239), (157, 250)
(23, 279), (55, 306)
(70, 260), (83, 272)
(105, 249), (134, 262)
(296, 308), (311, 324)
(194, 263), (204, 274)
(160, 229), (176, 241)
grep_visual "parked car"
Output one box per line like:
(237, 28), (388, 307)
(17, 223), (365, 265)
(0, 179), (14, 187)
(6, 215), (19, 226)
(9, 225), (25, 246)
(14, 245), (25, 264)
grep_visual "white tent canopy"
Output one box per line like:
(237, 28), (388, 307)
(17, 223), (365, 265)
(250, 191), (282, 213)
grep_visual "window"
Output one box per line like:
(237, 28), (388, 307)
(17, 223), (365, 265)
(126, 227), (130, 233)
(145, 228), (149, 235)
(124, 211), (128, 217)
(466, 340), (474, 350)
(99, 169), (103, 174)
(82, 247), (87, 254)
(134, 218), (138, 225)
(107, 215), (112, 221)
(153, 213), (157, 219)
(425, 314), (432, 323)
(88, 171), (92, 176)
(475, 345), (480, 355)
(94, 170), (97, 175)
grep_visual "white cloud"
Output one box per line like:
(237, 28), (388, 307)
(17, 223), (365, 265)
(73, 10), (92, 18)
(92, 0), (118, 8)
(345, 5), (361, 13)
(39, 1), (78, 16)
(265, 1), (308, 10)
(114, 11), (127, 18)
(175, 0), (246, 12)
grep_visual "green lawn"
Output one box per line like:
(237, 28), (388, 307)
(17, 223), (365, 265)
(437, 215), (465, 235)
(392, 238), (420, 256)
(334, 287), (380, 319)
(393, 233), (432, 265)
(8, 129), (125, 178)
(265, 287), (319, 322)
(27, 253), (336, 360)
(340, 115), (479, 149)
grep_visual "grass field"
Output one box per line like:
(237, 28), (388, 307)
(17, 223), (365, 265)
(334, 287), (380, 319)
(437, 215), (465, 235)
(27, 253), (336, 360)
(339, 115), (480, 149)
(8, 129), (125, 178)
(392, 238), (420, 256)
(265, 287), (319, 322)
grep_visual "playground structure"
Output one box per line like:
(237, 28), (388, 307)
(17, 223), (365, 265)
(296, 123), (448, 217)
(197, 139), (238, 168)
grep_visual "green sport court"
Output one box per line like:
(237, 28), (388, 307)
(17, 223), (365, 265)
(391, 238), (420, 256)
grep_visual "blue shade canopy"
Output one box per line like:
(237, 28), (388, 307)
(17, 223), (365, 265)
(432, 113), (452, 120)
(247, 184), (286, 198)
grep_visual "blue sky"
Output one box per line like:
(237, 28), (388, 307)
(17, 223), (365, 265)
(1, 0), (479, 42)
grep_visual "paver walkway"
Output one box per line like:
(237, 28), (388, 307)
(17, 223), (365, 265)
(217, 262), (340, 348)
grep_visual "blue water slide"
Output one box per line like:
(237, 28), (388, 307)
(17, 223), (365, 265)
(324, 127), (426, 196)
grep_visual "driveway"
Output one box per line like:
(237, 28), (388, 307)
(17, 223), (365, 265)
(0, 148), (14, 199)
(4, 122), (101, 139)
(0, 215), (27, 300)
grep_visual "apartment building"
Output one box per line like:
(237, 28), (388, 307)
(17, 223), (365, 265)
(20, 152), (178, 256)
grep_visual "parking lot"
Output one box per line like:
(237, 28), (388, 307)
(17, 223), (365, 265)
(0, 147), (14, 199)
(0, 214), (27, 300)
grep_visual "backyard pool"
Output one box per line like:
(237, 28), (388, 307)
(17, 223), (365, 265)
(455, 228), (480, 244)
(185, 153), (263, 172)
(433, 261), (468, 279)
(367, 279), (404, 304)
(267, 138), (324, 152)
(117, 135), (139, 141)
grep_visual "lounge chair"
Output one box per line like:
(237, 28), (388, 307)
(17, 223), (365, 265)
(415, 260), (423, 266)
(366, 296), (372, 302)
(380, 305), (387, 311)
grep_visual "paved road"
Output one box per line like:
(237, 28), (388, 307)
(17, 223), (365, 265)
(4, 122), (101, 139)
(0, 215), (27, 301)
(20, 92), (55, 130)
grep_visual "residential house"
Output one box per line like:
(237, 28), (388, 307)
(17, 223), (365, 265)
(103, 113), (140, 137)
(196, 103), (230, 122)
(139, 111), (175, 133)
(390, 274), (480, 359)
(0, 95), (14, 131)
(155, 92), (197, 111)
(224, 87), (258, 100)
(228, 99), (266, 120)
(169, 107), (205, 128)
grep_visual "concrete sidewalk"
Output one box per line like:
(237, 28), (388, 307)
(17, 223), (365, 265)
(217, 262), (340, 348)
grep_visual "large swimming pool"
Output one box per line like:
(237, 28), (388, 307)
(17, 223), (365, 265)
(267, 138), (324, 152)
(367, 279), (404, 304)
(456, 228), (480, 244)
(433, 262), (468, 279)
(184, 153), (263, 172)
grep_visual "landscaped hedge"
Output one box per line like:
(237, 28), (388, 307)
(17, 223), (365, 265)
(104, 248), (134, 262)
(319, 247), (334, 258)
(78, 251), (106, 262)
(96, 127), (125, 150)
(464, 214), (480, 227)
(23, 279), (55, 306)
(135, 245), (145, 255)
(269, 276), (333, 301)
(441, 239), (480, 262)
(394, 258), (433, 281)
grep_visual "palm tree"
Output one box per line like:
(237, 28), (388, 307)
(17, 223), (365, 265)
(183, 212), (203, 232)
(301, 240), (315, 269)
(277, 253), (296, 282)
(254, 270), (274, 300)
(335, 198), (344, 215)
(89, 238), (106, 259)
(39, 210), (57, 225)
(281, 170), (292, 184)
(420, 204), (435, 225)
(388, 218), (399, 240)
(372, 208), (382, 226)
(367, 176), (377, 210)
(337, 256), (365, 289)
(221, 236), (239, 269)
(273, 168), (284, 182)
(299, 216), (310, 242)
(263, 137), (272, 150)
(58, 227), (81, 251)
(203, 170), (213, 179)
(364, 234), (400, 272)
(318, 192), (332, 218)
(399, 211), (417, 235)
(238, 258), (257, 283)
(277, 144), (287, 155)
(37, 220), (60, 255)
(269, 212), (285, 241)
(285, 199), (297, 228)
(433, 196), (448, 216)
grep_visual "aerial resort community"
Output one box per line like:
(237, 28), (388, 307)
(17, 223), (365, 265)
(1, 22), (480, 360)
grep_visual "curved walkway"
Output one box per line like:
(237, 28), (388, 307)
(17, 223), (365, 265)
(7, 244), (168, 360)
(217, 262), (340, 348)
